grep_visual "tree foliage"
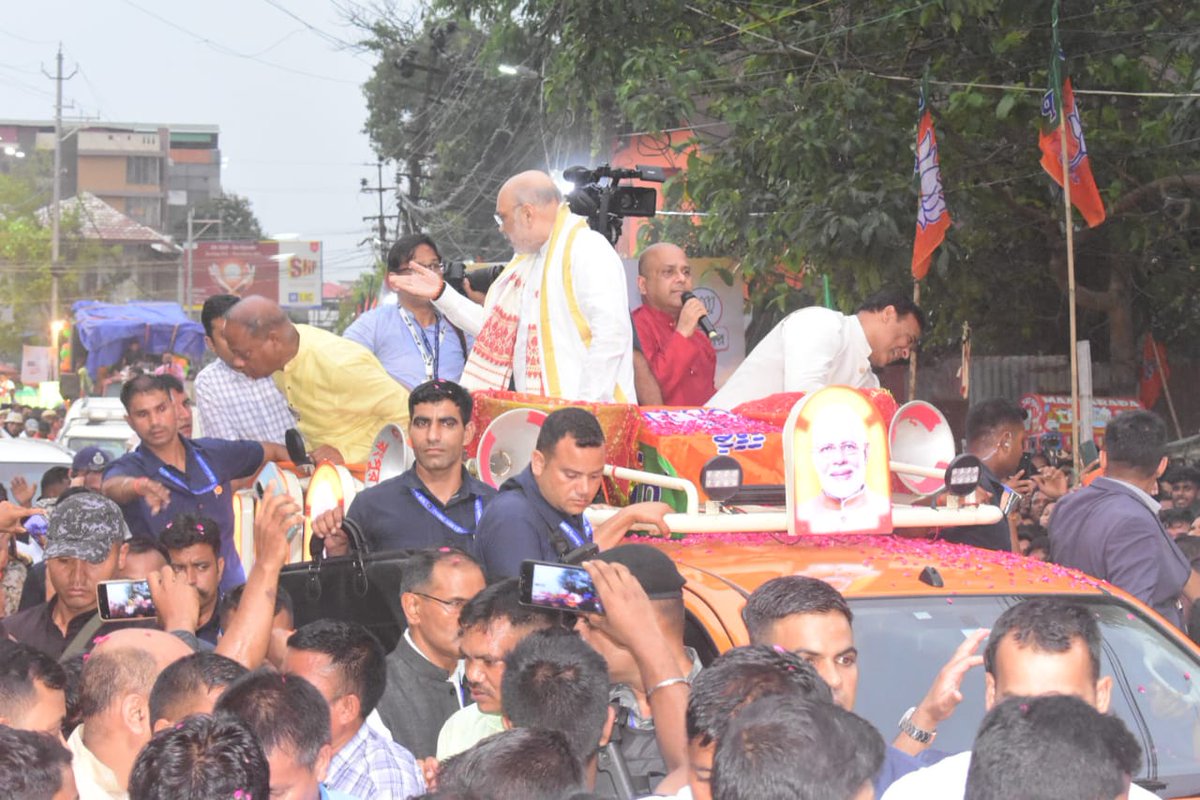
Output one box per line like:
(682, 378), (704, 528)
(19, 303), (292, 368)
(356, 0), (1200, 388)
(170, 192), (265, 242)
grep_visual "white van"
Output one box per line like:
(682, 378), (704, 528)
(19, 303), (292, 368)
(56, 397), (136, 460)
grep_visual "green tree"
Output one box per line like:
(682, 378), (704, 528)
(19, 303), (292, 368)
(170, 192), (265, 242)
(360, 0), (1200, 390)
(0, 171), (118, 361)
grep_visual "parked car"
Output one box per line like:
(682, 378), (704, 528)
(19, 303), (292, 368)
(0, 437), (73, 499)
(56, 397), (135, 460)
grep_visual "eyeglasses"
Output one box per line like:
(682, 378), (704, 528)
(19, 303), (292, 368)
(416, 260), (444, 272)
(412, 591), (470, 611)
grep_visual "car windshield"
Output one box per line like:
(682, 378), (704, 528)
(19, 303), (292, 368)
(850, 594), (1200, 798)
(62, 435), (127, 460)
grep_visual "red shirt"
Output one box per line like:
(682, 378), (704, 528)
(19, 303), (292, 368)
(632, 303), (717, 406)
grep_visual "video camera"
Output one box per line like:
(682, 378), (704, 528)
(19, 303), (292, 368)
(443, 262), (505, 298)
(564, 164), (666, 245)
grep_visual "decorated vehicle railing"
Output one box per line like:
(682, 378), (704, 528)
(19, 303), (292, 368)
(231, 386), (1001, 569)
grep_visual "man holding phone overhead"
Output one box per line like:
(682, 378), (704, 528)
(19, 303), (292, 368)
(474, 407), (673, 579)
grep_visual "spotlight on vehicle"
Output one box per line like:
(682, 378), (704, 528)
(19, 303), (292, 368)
(944, 454), (984, 497)
(700, 455), (744, 503)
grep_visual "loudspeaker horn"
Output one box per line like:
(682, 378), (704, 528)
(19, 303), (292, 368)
(364, 423), (412, 488)
(477, 408), (548, 488)
(889, 400), (955, 496)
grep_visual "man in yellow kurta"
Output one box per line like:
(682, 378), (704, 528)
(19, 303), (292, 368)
(223, 295), (410, 463)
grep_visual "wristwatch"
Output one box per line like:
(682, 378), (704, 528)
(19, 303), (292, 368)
(898, 706), (937, 744)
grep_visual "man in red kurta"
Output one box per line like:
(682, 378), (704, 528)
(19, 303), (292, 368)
(630, 243), (717, 406)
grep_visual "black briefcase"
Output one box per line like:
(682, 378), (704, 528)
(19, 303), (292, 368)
(278, 517), (411, 652)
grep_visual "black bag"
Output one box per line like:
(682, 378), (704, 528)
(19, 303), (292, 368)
(277, 517), (411, 652)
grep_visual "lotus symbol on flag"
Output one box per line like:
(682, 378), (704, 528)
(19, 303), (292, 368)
(916, 130), (948, 229)
(209, 260), (256, 294)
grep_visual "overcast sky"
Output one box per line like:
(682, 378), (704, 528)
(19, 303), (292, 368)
(0, 0), (406, 283)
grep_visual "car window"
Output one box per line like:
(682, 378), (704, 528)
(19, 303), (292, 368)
(850, 594), (1200, 798)
(62, 435), (127, 460)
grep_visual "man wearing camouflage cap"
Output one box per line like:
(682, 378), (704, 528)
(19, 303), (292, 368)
(1, 492), (131, 659)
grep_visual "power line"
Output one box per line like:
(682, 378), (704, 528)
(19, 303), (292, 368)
(120, 0), (361, 86)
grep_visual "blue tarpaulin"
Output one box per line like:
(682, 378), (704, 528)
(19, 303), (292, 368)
(73, 301), (206, 378)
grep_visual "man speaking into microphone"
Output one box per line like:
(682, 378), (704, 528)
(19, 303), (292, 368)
(631, 242), (717, 406)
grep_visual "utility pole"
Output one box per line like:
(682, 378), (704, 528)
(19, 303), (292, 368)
(43, 44), (76, 328)
(183, 207), (221, 313)
(361, 160), (398, 262)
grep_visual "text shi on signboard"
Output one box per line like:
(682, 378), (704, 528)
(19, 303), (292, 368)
(190, 241), (322, 309)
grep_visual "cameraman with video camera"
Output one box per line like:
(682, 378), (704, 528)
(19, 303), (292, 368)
(392, 170), (638, 403)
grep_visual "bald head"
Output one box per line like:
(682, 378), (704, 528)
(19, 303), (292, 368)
(637, 242), (693, 314)
(501, 170), (563, 207)
(221, 295), (298, 379)
(93, 629), (192, 675)
(225, 295), (291, 339)
(496, 171), (564, 254)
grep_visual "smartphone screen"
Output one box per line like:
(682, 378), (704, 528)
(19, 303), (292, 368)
(96, 579), (157, 621)
(519, 560), (603, 614)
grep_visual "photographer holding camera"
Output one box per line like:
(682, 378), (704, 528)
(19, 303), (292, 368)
(344, 234), (471, 389)
(392, 170), (638, 403)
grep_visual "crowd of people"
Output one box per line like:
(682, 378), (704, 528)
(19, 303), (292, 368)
(0, 166), (1197, 799)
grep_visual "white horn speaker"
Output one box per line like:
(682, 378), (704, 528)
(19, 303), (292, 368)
(477, 408), (548, 488)
(889, 400), (955, 496)
(364, 423), (412, 488)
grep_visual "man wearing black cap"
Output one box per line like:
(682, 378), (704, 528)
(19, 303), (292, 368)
(580, 544), (698, 797)
(69, 446), (111, 492)
(474, 407), (672, 579)
(0, 493), (130, 659)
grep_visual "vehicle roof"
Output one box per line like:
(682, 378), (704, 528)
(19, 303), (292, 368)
(0, 438), (74, 464)
(643, 532), (1124, 652)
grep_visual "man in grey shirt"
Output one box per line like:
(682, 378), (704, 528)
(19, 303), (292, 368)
(1051, 410), (1198, 627)
(376, 548), (485, 758)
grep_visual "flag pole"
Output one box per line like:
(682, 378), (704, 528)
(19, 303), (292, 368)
(908, 280), (920, 402)
(1058, 103), (1082, 476)
(1151, 341), (1184, 439)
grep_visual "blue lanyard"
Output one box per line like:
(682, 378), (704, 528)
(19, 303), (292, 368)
(156, 448), (219, 496)
(410, 490), (483, 536)
(557, 516), (593, 549)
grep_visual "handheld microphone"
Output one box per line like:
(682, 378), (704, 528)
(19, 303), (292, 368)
(681, 291), (718, 340)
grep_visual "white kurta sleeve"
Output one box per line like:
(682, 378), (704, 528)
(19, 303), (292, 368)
(432, 284), (485, 337)
(568, 232), (635, 402)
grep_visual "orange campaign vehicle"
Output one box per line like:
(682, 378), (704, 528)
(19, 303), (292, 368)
(234, 385), (1200, 798)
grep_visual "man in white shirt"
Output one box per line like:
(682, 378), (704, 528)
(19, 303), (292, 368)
(707, 289), (924, 409)
(881, 598), (1159, 800)
(392, 170), (637, 403)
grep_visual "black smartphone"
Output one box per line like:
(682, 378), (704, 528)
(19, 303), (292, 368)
(96, 579), (157, 621)
(518, 560), (603, 614)
(1018, 451), (1036, 478)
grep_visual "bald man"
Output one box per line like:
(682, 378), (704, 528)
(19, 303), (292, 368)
(631, 243), (716, 406)
(393, 170), (637, 403)
(69, 628), (191, 798)
(222, 295), (410, 463)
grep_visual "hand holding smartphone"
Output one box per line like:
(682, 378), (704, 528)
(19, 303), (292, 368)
(519, 560), (604, 614)
(97, 579), (158, 621)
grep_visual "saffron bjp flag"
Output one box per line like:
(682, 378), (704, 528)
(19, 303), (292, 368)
(1139, 334), (1170, 410)
(911, 84), (951, 281)
(1039, 1), (1105, 227)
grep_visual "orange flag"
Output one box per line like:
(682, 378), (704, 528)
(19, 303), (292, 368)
(911, 86), (951, 280)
